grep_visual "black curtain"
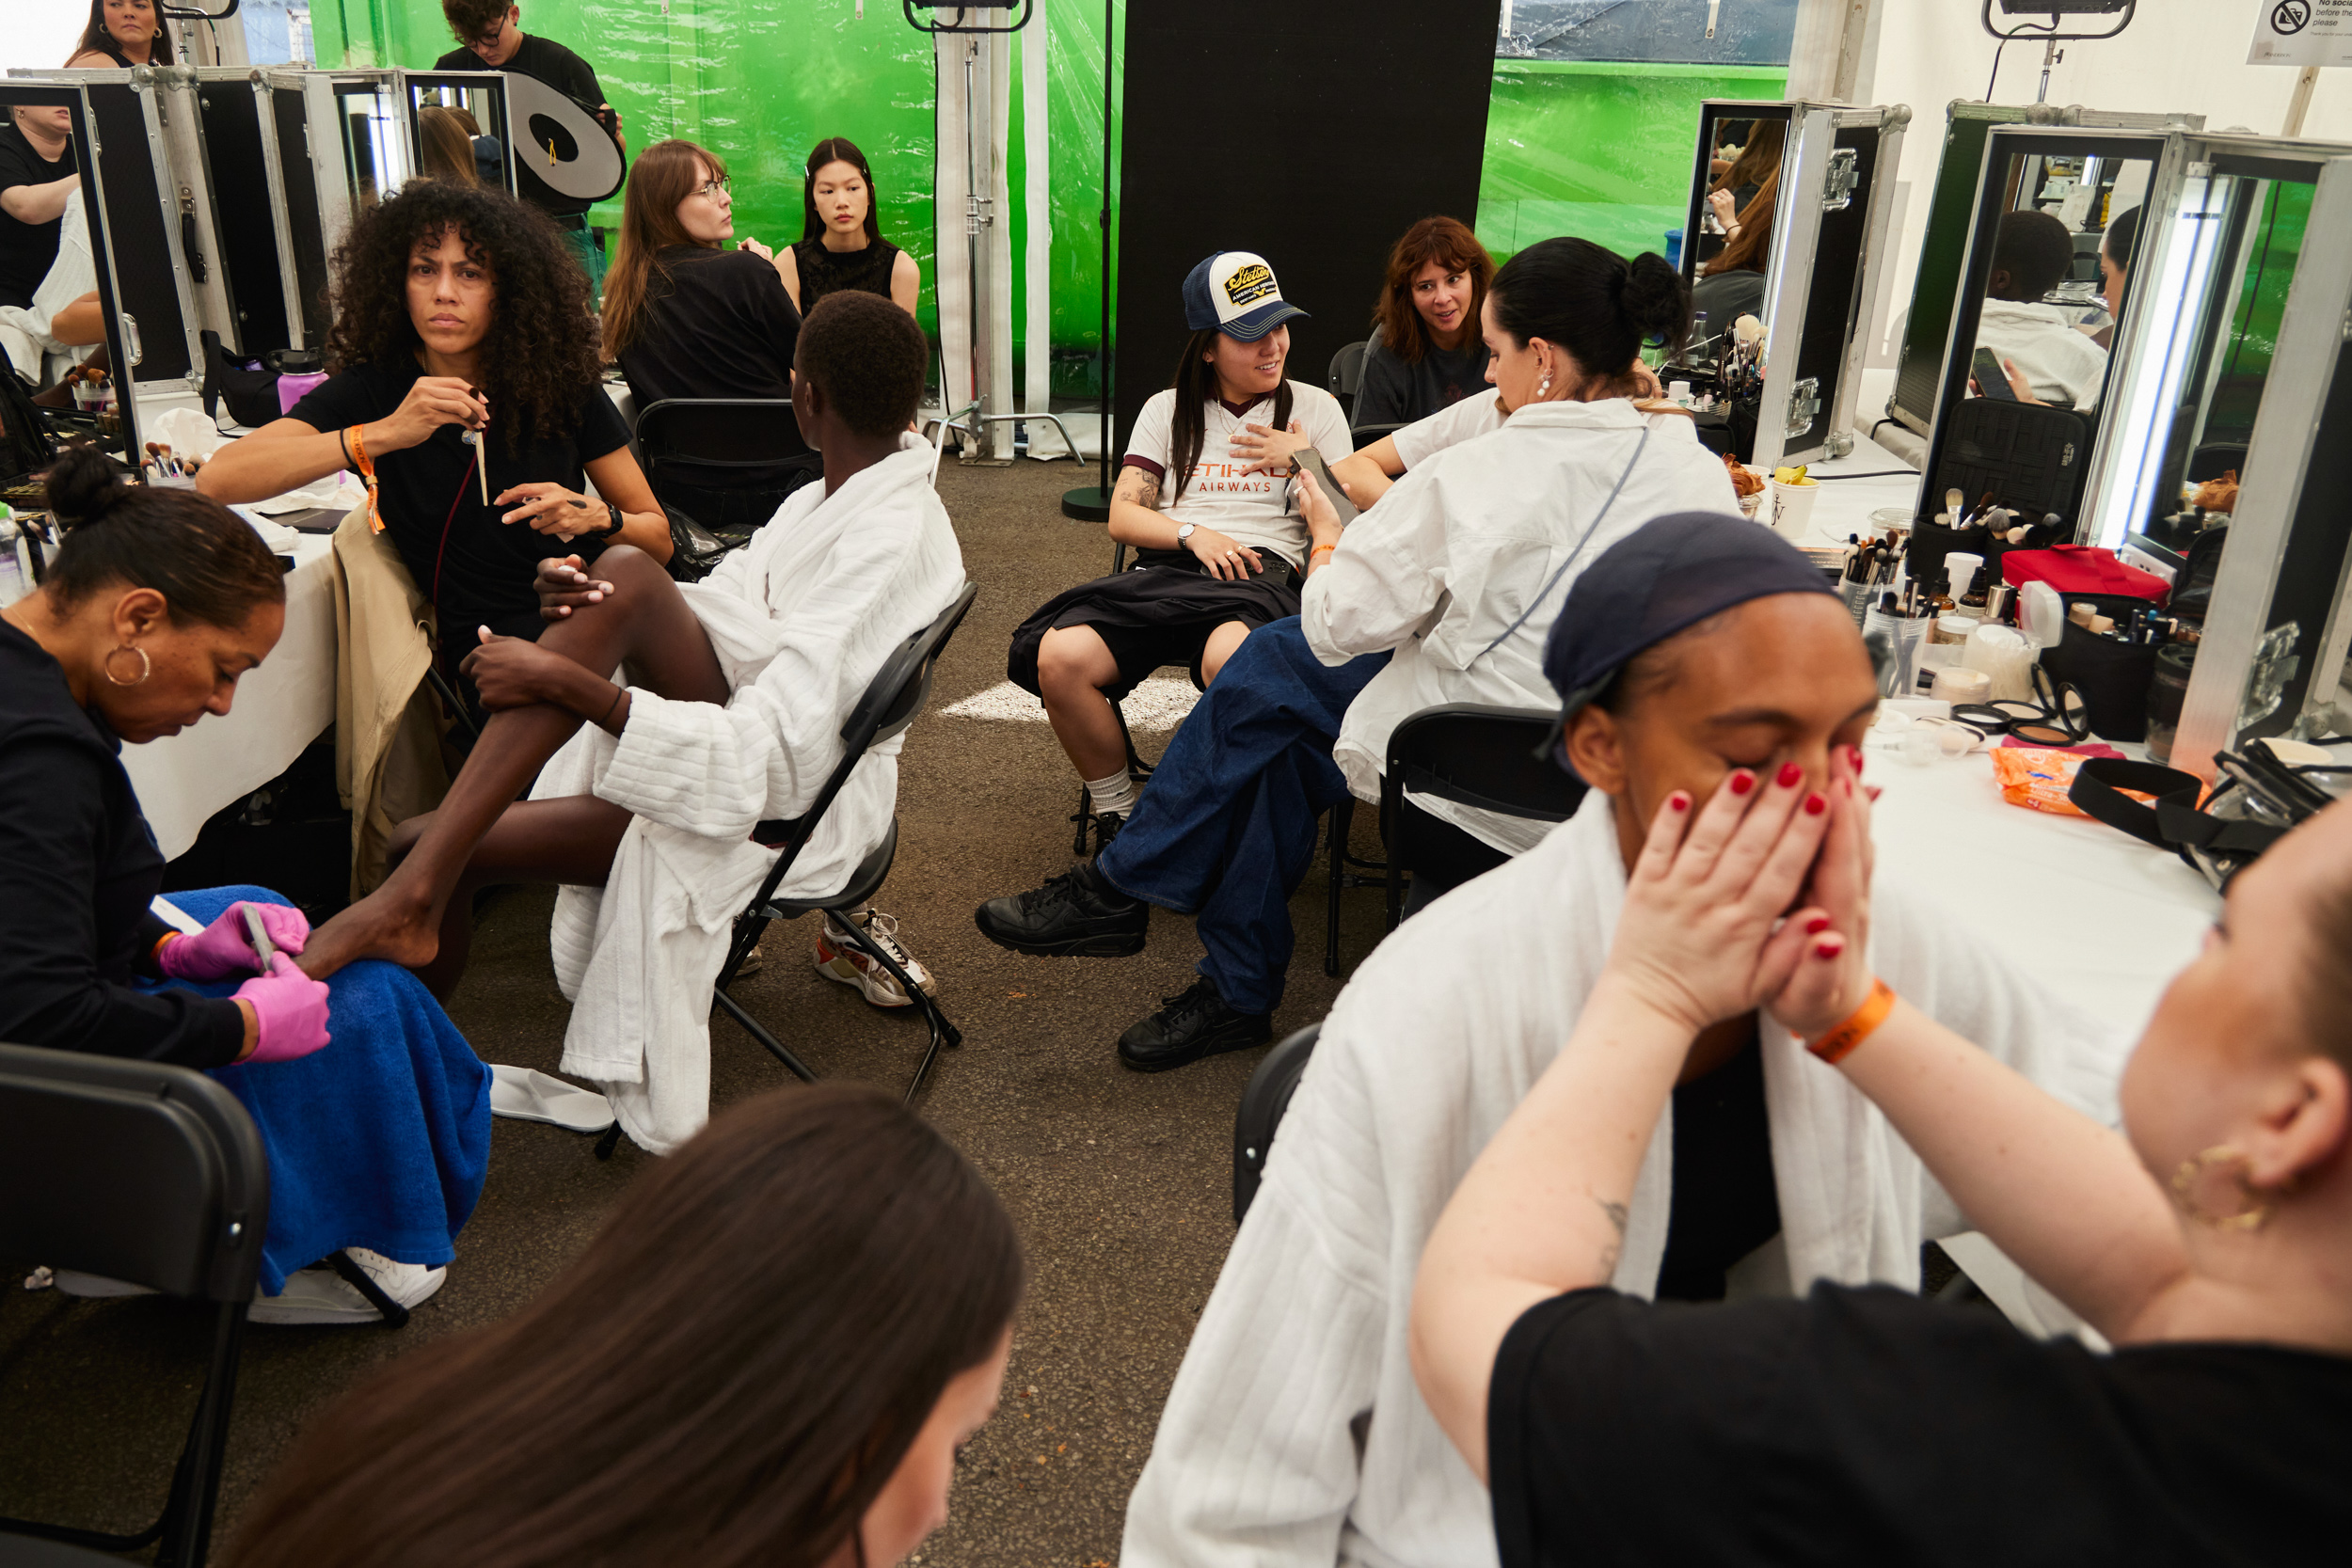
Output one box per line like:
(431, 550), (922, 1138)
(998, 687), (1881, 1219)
(1111, 0), (1502, 455)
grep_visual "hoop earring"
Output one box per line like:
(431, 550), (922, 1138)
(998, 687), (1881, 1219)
(103, 645), (151, 688)
(2169, 1145), (2280, 1232)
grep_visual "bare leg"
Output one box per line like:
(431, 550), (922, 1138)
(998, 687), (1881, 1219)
(1037, 624), (1131, 781)
(388, 794), (634, 1000)
(303, 547), (730, 977)
(1199, 619), (1254, 686)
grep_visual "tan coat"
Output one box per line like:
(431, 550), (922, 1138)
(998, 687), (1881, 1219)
(328, 504), (450, 895)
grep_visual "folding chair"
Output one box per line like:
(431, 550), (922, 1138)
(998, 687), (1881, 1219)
(1232, 1022), (1321, 1224)
(0, 1044), (270, 1568)
(1349, 420), (1409, 451)
(596, 582), (978, 1153)
(633, 397), (818, 537)
(1327, 340), (1369, 421)
(1065, 539), (1207, 856)
(1376, 705), (1586, 930)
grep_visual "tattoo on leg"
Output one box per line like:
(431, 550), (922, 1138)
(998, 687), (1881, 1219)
(1596, 1197), (1629, 1277)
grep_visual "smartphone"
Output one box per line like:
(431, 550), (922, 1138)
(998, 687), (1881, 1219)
(241, 904), (278, 969)
(1291, 448), (1359, 528)
(1972, 346), (2018, 402)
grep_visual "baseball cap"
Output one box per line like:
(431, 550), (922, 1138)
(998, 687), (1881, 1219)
(1538, 511), (1838, 755)
(1183, 251), (1310, 341)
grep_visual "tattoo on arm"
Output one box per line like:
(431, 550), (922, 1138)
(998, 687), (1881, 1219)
(1596, 1198), (1629, 1278)
(1114, 468), (1156, 506)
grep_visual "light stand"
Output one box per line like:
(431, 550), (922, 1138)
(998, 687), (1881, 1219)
(1062, 0), (1116, 521)
(1981, 0), (2137, 104)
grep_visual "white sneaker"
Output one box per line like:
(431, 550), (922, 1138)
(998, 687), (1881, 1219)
(813, 910), (936, 1008)
(248, 1247), (446, 1326)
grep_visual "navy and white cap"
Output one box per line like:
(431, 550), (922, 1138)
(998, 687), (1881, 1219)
(1183, 250), (1310, 341)
(1539, 511), (1838, 751)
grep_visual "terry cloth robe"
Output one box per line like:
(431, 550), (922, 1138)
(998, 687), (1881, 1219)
(1120, 790), (2130, 1568)
(533, 434), (964, 1153)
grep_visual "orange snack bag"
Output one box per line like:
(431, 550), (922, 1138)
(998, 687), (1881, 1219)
(1991, 747), (2158, 817)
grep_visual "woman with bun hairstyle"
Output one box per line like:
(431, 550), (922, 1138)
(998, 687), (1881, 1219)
(1352, 215), (1496, 430)
(776, 136), (921, 317)
(603, 138), (818, 532)
(0, 451), (490, 1325)
(230, 1083), (1023, 1568)
(977, 237), (1729, 1075)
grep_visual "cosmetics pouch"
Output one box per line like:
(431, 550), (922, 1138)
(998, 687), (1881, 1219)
(2001, 544), (2170, 607)
(2039, 622), (2157, 742)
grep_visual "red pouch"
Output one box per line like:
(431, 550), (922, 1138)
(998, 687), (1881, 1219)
(2001, 545), (2170, 607)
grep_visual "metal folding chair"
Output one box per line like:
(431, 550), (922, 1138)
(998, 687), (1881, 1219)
(633, 397), (818, 531)
(1064, 538), (1208, 855)
(1232, 1022), (1322, 1224)
(0, 1045), (270, 1568)
(596, 582), (979, 1153)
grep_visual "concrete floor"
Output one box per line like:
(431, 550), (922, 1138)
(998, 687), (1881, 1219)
(0, 457), (1399, 1565)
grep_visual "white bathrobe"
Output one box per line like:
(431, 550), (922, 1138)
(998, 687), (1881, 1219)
(1120, 790), (2130, 1568)
(534, 435), (964, 1153)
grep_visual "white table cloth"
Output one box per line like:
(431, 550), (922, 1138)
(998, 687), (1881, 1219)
(121, 532), (337, 861)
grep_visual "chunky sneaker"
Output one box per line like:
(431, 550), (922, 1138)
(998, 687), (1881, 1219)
(732, 941), (765, 979)
(975, 862), (1149, 957)
(1118, 977), (1273, 1071)
(814, 909), (936, 1008)
(1093, 810), (1125, 856)
(249, 1247), (445, 1326)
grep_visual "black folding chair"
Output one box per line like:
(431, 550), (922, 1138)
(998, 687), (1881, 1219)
(596, 582), (978, 1150)
(633, 397), (818, 533)
(1327, 341), (1369, 421)
(0, 1045), (269, 1568)
(1349, 420), (1409, 451)
(1323, 705), (1586, 974)
(1232, 1022), (1321, 1224)
(1065, 539), (1206, 855)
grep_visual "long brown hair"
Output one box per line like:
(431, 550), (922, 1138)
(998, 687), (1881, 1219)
(1705, 166), (1779, 277)
(801, 136), (884, 247)
(415, 106), (479, 187)
(1710, 118), (1785, 197)
(1168, 328), (1293, 506)
(228, 1085), (1025, 1568)
(1372, 216), (1494, 365)
(602, 138), (725, 361)
(70, 0), (172, 64)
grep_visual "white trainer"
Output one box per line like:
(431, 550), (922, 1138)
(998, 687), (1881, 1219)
(813, 910), (937, 1008)
(248, 1247), (446, 1326)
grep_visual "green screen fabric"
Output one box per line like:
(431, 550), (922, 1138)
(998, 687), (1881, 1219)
(313, 5), (1776, 386)
(1478, 60), (1788, 265)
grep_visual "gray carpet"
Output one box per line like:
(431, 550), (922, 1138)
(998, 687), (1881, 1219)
(0, 455), (1399, 1565)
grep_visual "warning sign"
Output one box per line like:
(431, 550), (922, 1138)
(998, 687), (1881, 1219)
(2249, 0), (2352, 67)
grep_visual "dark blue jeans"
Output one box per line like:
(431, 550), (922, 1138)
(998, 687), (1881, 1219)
(1095, 618), (1389, 1015)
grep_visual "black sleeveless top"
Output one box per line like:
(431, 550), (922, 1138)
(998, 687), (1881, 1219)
(792, 237), (902, 311)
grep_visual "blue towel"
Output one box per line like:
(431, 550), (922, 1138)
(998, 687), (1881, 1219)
(150, 886), (493, 1295)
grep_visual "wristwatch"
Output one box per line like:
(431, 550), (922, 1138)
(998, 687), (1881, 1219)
(1176, 522), (1197, 546)
(586, 502), (625, 541)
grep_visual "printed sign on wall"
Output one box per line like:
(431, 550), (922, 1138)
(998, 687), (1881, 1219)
(2249, 0), (2352, 67)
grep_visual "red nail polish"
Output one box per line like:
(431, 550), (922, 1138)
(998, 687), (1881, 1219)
(1668, 792), (1690, 812)
(1805, 915), (1830, 935)
(1804, 792), (1828, 816)
(1815, 940), (1841, 959)
(1776, 760), (1804, 788)
(1850, 745), (1866, 775)
(1728, 770), (1756, 796)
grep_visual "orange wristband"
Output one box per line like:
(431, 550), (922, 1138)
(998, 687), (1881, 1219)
(349, 423), (382, 532)
(1806, 978), (1895, 1065)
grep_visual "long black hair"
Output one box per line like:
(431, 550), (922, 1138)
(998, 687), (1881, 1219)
(800, 137), (885, 248)
(1488, 237), (1689, 385)
(1167, 329), (1294, 505)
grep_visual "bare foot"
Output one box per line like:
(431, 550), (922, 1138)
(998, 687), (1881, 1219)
(299, 883), (443, 978)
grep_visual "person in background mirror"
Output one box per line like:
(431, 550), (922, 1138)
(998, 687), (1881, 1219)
(198, 181), (670, 721)
(416, 105), (482, 187)
(436, 0), (624, 290)
(0, 103), (76, 313)
(998, 249), (1350, 859)
(1351, 216), (1496, 431)
(63, 0), (171, 67)
(773, 136), (922, 318)
(1688, 166), (1775, 359)
(1986, 206), (2138, 397)
(228, 1085), (1023, 1568)
(0, 451), (490, 1327)
(1411, 679), (2352, 1565)
(1973, 208), (2109, 410)
(1693, 118), (1781, 269)
(604, 138), (819, 533)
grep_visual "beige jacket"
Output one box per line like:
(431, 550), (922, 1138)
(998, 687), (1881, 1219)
(329, 504), (450, 895)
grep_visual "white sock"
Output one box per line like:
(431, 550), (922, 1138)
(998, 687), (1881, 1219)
(1084, 768), (1138, 817)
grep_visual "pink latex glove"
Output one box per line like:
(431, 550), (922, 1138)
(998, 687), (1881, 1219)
(231, 955), (331, 1064)
(156, 901), (311, 981)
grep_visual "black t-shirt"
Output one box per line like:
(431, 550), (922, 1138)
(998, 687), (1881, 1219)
(288, 358), (631, 632)
(1489, 1282), (2352, 1567)
(432, 35), (610, 218)
(0, 121), (75, 311)
(616, 245), (812, 486)
(1354, 330), (1491, 431)
(0, 621), (244, 1069)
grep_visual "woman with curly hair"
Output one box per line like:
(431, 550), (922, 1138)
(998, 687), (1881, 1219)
(1353, 215), (1495, 430)
(199, 182), (669, 702)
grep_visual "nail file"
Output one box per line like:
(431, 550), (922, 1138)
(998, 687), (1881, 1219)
(241, 904), (278, 970)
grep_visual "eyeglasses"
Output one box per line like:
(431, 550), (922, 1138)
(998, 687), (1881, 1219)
(694, 179), (730, 198)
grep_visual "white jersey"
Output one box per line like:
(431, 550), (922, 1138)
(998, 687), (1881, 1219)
(1123, 382), (1353, 568)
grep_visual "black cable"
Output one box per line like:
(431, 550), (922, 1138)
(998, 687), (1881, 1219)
(1812, 470), (1914, 481)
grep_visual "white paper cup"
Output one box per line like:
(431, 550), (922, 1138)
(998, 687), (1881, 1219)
(1767, 479), (1820, 543)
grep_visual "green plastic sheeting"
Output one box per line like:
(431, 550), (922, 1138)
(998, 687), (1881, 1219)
(312, 4), (1773, 392)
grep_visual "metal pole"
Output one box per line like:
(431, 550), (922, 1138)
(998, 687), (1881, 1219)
(1061, 0), (1116, 519)
(965, 37), (994, 459)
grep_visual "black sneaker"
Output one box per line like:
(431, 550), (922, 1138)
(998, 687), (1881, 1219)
(975, 863), (1149, 958)
(1117, 978), (1272, 1072)
(1093, 810), (1125, 856)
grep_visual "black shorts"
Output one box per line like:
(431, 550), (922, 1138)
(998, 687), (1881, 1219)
(1085, 617), (1236, 699)
(1009, 549), (1303, 702)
